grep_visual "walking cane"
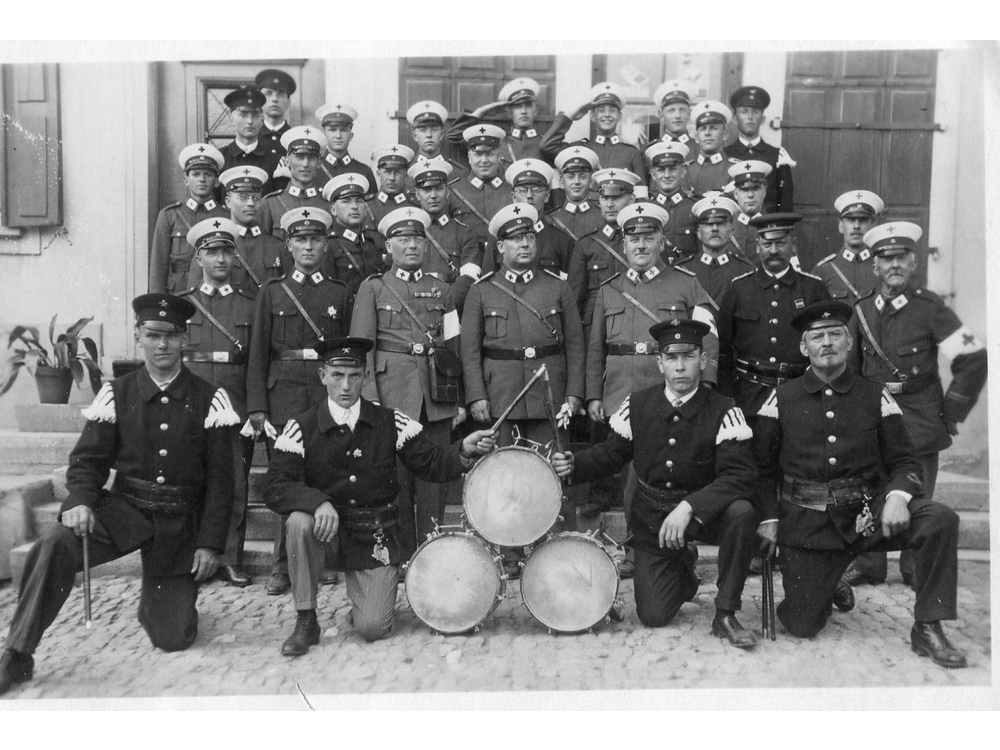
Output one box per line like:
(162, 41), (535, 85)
(762, 557), (775, 641)
(82, 526), (93, 629)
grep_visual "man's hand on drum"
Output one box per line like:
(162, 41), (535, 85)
(659, 501), (694, 550)
(313, 501), (339, 543)
(470, 399), (491, 424)
(460, 429), (497, 459)
(550, 451), (574, 479)
(587, 398), (606, 423)
(756, 520), (778, 560)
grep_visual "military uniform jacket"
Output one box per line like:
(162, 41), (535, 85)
(351, 266), (460, 423)
(246, 270), (353, 424)
(546, 199), (605, 244)
(179, 283), (256, 417)
(316, 151), (377, 200)
(424, 211), (484, 315)
(812, 246), (879, 304)
(264, 398), (468, 569)
(461, 268), (586, 419)
(367, 191), (420, 236)
(221, 141), (283, 199)
(753, 367), (923, 550)
(66, 367), (239, 576)
(587, 261), (720, 411)
(260, 121), (292, 192)
(571, 384), (756, 554)
(568, 223), (629, 327)
(852, 285), (988, 455)
(257, 184), (328, 240)
(185, 222), (291, 292)
(650, 188), (700, 258)
(726, 137), (794, 212)
(731, 212), (761, 261)
(448, 173), (512, 236)
(482, 217), (574, 281)
(447, 112), (547, 164)
(540, 115), (647, 183)
(323, 222), (387, 295)
(684, 151), (740, 196)
(149, 198), (228, 294)
(674, 245), (754, 308)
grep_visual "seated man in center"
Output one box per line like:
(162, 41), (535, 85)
(552, 319), (761, 649)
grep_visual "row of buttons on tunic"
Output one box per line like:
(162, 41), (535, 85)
(824, 388), (838, 465)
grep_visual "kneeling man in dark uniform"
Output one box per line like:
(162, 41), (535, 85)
(552, 319), (761, 649)
(0, 294), (240, 695)
(753, 300), (966, 668)
(263, 337), (496, 653)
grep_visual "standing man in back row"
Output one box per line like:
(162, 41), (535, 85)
(812, 190), (884, 304)
(448, 76), (547, 164)
(726, 86), (794, 213)
(220, 86), (282, 200)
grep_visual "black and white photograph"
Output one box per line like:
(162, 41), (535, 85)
(0, 32), (995, 714)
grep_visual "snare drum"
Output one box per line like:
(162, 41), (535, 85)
(403, 530), (506, 634)
(520, 532), (620, 633)
(463, 446), (562, 547)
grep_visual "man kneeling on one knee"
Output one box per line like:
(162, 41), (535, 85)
(551, 318), (763, 649)
(263, 337), (495, 653)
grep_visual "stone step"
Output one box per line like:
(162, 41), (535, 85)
(0, 475), (55, 580)
(957, 510), (990, 551)
(932, 471), (990, 511)
(0, 431), (80, 475)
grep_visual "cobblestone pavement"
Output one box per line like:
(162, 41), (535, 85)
(0, 561), (991, 706)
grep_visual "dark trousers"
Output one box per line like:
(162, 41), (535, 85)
(777, 496), (959, 638)
(633, 499), (757, 627)
(5, 522), (198, 655)
(846, 453), (939, 582)
(396, 417), (452, 560)
(221, 435), (255, 567)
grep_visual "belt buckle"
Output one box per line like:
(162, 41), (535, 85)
(212, 352), (227, 363)
(885, 382), (903, 394)
(303, 349), (318, 360)
(524, 347), (536, 359)
(635, 342), (648, 354)
(412, 343), (425, 355)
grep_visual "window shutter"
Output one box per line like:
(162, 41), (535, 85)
(2, 63), (62, 227)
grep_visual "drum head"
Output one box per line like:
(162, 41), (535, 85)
(405, 533), (504, 634)
(463, 447), (562, 546)
(520, 534), (619, 633)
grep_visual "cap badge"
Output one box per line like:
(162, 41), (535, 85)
(159, 299), (169, 307)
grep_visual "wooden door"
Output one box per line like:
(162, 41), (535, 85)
(782, 50), (938, 281)
(397, 56), (557, 166)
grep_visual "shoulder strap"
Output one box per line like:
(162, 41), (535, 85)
(488, 278), (563, 346)
(505, 141), (518, 165)
(278, 282), (326, 341)
(853, 302), (906, 380)
(231, 245), (262, 288)
(618, 288), (665, 324)
(449, 188), (490, 226)
(829, 262), (862, 301)
(187, 295), (246, 352)
(376, 278), (434, 344)
(333, 236), (367, 277)
(591, 234), (630, 270)
(548, 214), (579, 243)
(424, 231), (457, 272)
(173, 210), (195, 236)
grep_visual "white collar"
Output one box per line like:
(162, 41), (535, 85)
(186, 197), (217, 212)
(288, 185), (318, 198)
(763, 266), (790, 280)
(700, 252), (730, 266)
(199, 282), (233, 296)
(263, 120), (287, 133)
(664, 384), (698, 407)
(697, 153), (724, 165)
(739, 136), (762, 148)
(327, 398), (361, 429)
(841, 247), (871, 262)
(150, 370), (181, 391)
(236, 140), (258, 155)
(291, 269), (324, 285)
(395, 267), (423, 282)
(594, 134), (621, 145)
(503, 268), (534, 284)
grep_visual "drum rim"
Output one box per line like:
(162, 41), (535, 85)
(404, 530), (506, 634)
(462, 445), (563, 546)
(519, 533), (620, 633)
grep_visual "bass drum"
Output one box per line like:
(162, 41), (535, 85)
(463, 446), (562, 547)
(403, 530), (506, 634)
(520, 532), (620, 634)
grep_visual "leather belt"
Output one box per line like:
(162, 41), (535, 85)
(271, 348), (319, 361)
(377, 339), (435, 356)
(183, 351), (246, 364)
(780, 476), (875, 510)
(113, 474), (199, 515)
(636, 477), (688, 509)
(735, 357), (806, 387)
(335, 503), (399, 537)
(881, 372), (936, 395)
(483, 344), (563, 360)
(608, 341), (658, 356)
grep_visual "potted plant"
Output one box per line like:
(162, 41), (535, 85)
(0, 316), (102, 404)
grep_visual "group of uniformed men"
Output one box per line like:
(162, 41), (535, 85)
(0, 68), (988, 694)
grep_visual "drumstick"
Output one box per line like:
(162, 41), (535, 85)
(489, 364), (548, 434)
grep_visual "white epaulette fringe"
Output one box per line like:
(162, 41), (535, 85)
(275, 419), (305, 456)
(609, 396), (632, 441)
(757, 389), (779, 420)
(881, 389), (903, 418)
(205, 388), (241, 428)
(717, 407), (753, 443)
(395, 409), (423, 449)
(81, 383), (116, 423)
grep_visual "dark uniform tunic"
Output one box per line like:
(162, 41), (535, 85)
(731, 212), (761, 262)
(753, 367), (958, 637)
(185, 223), (291, 292)
(264, 399), (468, 570)
(257, 184), (328, 241)
(568, 223), (630, 333)
(447, 174), (512, 243)
(650, 188), (700, 259)
(812, 247), (879, 304)
(5, 367), (238, 655)
(684, 151), (740, 196)
(716, 266), (830, 416)
(367, 191), (420, 237)
(482, 218), (574, 282)
(586, 262), (719, 411)
(149, 198), (228, 294)
(673, 246), (754, 308)
(422, 211), (484, 315)
(447, 113), (547, 164)
(726, 137), (794, 212)
(220, 141), (283, 200)
(323, 222), (386, 295)
(546, 199), (605, 244)
(540, 116), (647, 184)
(461, 268), (585, 424)
(246, 270), (353, 426)
(316, 151), (377, 201)
(179, 282), (257, 567)
(570, 384), (758, 625)
(260, 121), (292, 193)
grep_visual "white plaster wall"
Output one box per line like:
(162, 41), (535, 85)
(740, 52), (788, 147)
(323, 57), (400, 171)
